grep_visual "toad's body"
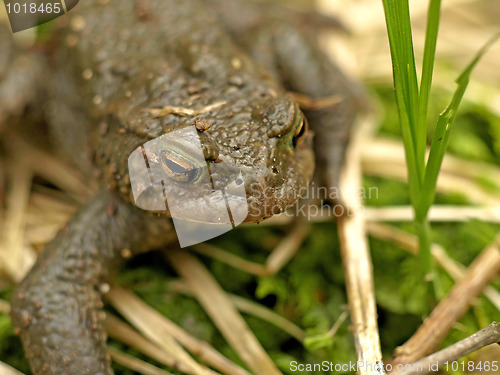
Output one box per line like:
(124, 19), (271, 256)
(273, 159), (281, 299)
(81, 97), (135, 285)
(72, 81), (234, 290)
(4, 0), (360, 373)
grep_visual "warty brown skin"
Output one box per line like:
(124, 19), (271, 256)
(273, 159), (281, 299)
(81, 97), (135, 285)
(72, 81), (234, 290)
(5, 0), (361, 373)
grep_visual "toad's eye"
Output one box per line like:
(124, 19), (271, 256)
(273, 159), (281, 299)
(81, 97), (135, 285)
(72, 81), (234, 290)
(160, 150), (201, 183)
(292, 112), (308, 147)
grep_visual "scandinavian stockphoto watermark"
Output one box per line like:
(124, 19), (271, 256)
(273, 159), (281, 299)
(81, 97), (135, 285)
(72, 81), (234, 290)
(3, 0), (79, 33)
(128, 125), (248, 248)
(289, 360), (499, 374)
(249, 181), (378, 220)
(128, 127), (377, 247)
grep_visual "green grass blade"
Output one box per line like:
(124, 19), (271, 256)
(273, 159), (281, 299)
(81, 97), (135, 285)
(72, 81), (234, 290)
(416, 32), (500, 218)
(417, 0), (441, 171)
(382, 0), (422, 205)
(398, 1), (420, 154)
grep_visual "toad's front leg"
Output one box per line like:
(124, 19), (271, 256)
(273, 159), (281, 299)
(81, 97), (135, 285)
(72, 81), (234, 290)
(10, 190), (172, 375)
